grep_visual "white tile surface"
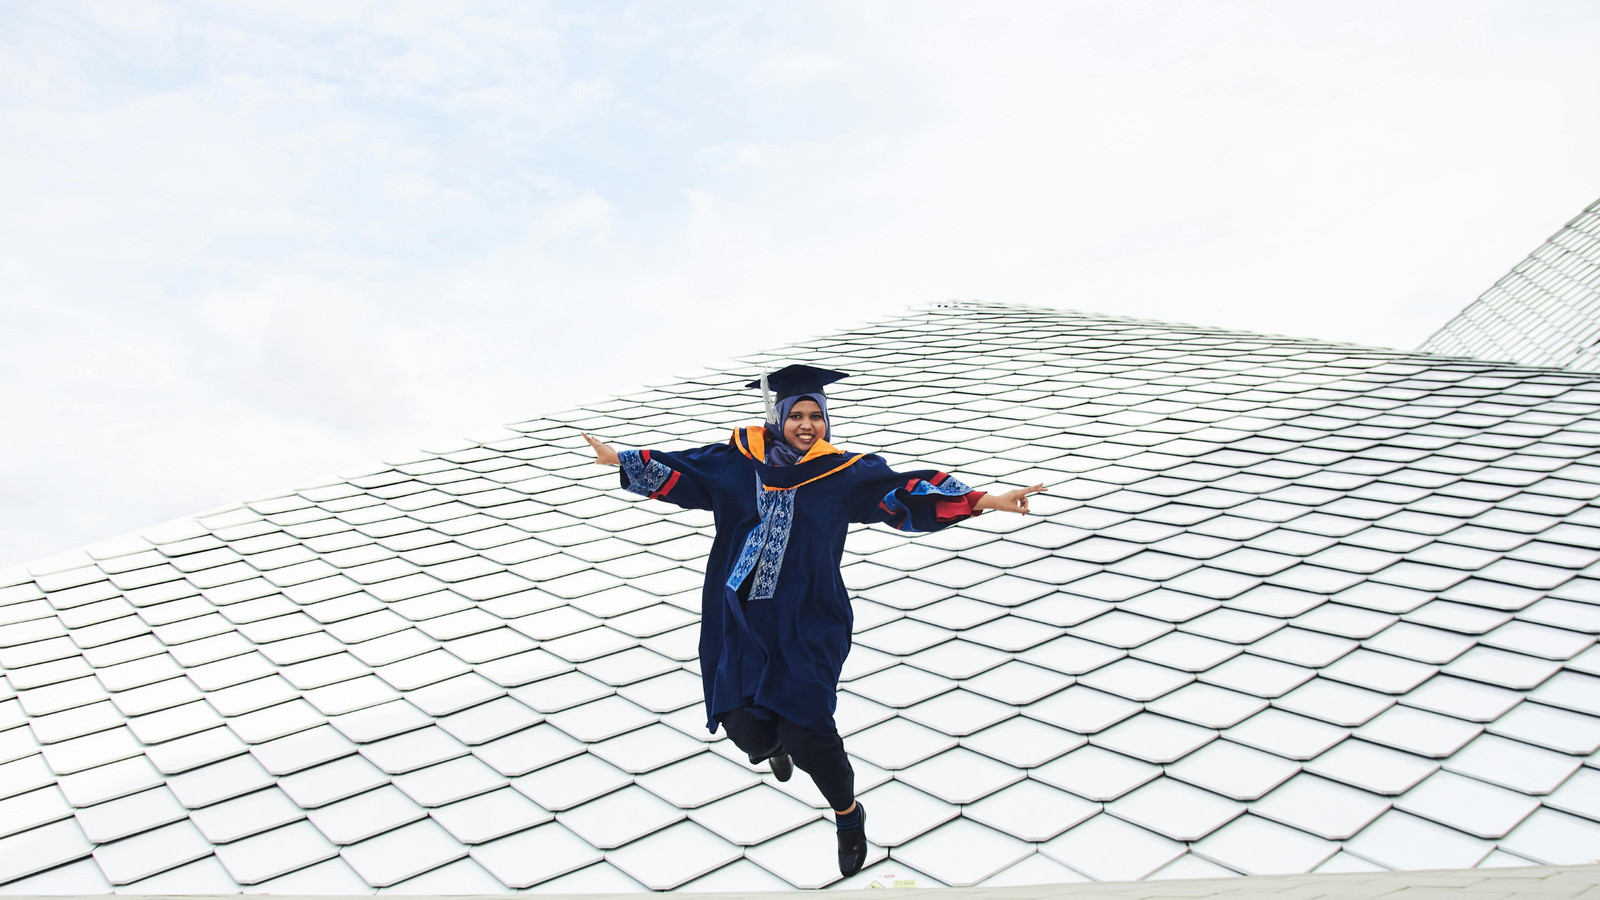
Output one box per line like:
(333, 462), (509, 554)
(340, 818), (468, 887)
(306, 785), (427, 845)
(743, 818), (886, 890)
(604, 820), (743, 890)
(1395, 770), (1541, 839)
(896, 747), (1025, 804)
(686, 784), (819, 845)
(9, 302), (1600, 891)
(1343, 809), (1495, 870)
(0, 819), (94, 885)
(856, 779), (960, 847)
(241, 856), (374, 894)
(510, 751), (630, 811)
(1305, 738), (1439, 795)
(522, 861), (650, 894)
(1039, 813), (1185, 881)
(677, 858), (793, 893)
(429, 786), (553, 844)
(469, 822), (602, 889)
(891, 817), (1033, 887)
(635, 751), (762, 809)
(1107, 776), (1246, 841)
(1192, 813), (1338, 875)
(1166, 739), (1301, 801)
(1032, 745), (1161, 801)
(376, 857), (511, 895)
(1499, 807), (1600, 865)
(277, 754), (389, 808)
(91, 819), (212, 885)
(978, 852), (1090, 887)
(557, 784), (685, 849)
(965, 779), (1101, 842)
(115, 855), (239, 895)
(1148, 852), (1240, 880)
(390, 754), (505, 807)
(72, 786), (187, 843)
(213, 820), (340, 885)
(188, 787), (304, 843)
(1090, 712), (1217, 764)
(1252, 773), (1392, 840)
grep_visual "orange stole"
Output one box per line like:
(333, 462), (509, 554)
(729, 426), (867, 491)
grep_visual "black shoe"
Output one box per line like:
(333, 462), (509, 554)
(837, 802), (867, 877)
(769, 752), (793, 782)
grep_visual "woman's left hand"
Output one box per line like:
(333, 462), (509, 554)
(582, 433), (621, 466)
(977, 483), (1048, 514)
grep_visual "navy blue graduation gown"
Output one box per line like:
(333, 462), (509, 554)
(618, 429), (985, 733)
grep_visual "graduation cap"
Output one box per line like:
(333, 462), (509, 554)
(746, 365), (849, 400)
(747, 365), (849, 423)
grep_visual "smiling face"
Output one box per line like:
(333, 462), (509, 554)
(783, 398), (827, 452)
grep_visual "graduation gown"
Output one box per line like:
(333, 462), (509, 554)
(618, 427), (985, 733)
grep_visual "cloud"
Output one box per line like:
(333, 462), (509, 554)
(198, 277), (414, 429)
(2, 0), (1599, 565)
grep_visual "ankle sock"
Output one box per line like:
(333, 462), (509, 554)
(835, 804), (863, 831)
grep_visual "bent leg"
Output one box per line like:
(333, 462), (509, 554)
(775, 716), (855, 812)
(719, 707), (782, 762)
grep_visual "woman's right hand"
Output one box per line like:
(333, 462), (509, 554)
(583, 433), (620, 466)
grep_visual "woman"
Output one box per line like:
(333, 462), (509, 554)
(583, 364), (1043, 877)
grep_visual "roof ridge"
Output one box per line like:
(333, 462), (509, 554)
(1419, 195), (1600, 371)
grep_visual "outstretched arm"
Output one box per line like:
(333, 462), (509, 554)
(974, 483), (1048, 514)
(850, 458), (1039, 533)
(584, 433), (727, 511)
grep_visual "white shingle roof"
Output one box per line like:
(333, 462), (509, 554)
(1420, 197), (1600, 370)
(4, 300), (1600, 892)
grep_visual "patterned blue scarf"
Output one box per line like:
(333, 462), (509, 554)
(764, 393), (829, 466)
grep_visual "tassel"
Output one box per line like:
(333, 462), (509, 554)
(761, 374), (777, 424)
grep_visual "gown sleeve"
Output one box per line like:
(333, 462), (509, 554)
(848, 455), (988, 533)
(616, 444), (731, 511)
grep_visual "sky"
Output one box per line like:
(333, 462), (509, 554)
(2, 0), (1598, 569)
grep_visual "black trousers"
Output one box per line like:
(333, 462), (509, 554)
(719, 706), (855, 812)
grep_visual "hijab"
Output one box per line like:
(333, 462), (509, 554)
(764, 393), (829, 466)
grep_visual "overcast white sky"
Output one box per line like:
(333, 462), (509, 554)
(3, 1), (1598, 569)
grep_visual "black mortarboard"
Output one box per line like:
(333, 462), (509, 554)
(745, 365), (849, 402)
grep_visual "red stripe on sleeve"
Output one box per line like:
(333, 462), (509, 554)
(934, 491), (985, 522)
(652, 470), (682, 499)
